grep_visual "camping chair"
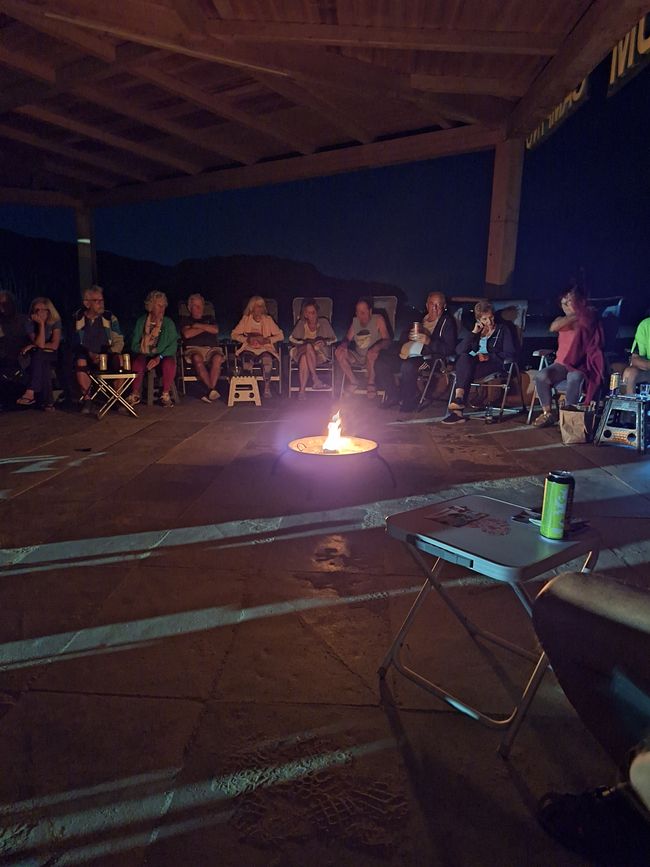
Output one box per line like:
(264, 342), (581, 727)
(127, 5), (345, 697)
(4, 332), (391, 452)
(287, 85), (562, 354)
(447, 298), (528, 421)
(176, 300), (229, 396)
(526, 296), (622, 424)
(231, 297), (283, 395)
(288, 297), (334, 397)
(338, 295), (398, 397)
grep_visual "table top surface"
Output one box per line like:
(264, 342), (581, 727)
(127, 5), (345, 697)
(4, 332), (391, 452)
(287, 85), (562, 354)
(386, 494), (599, 582)
(90, 372), (136, 380)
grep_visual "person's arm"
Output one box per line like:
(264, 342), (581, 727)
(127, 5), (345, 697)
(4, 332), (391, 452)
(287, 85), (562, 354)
(182, 318), (218, 339)
(428, 315), (457, 357)
(456, 330), (479, 354)
(266, 317), (284, 346)
(231, 316), (248, 345)
(110, 314), (125, 353)
(368, 316), (392, 353)
(318, 318), (337, 344)
(44, 322), (61, 352)
(131, 317), (144, 354)
(550, 314), (577, 333)
(289, 321), (304, 346)
(340, 322), (355, 347)
(491, 324), (517, 362)
(157, 318), (179, 356)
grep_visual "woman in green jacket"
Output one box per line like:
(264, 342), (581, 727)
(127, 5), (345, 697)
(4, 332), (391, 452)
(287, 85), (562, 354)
(129, 291), (178, 407)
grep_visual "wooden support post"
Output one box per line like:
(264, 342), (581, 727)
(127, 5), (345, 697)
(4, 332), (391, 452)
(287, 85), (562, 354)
(485, 139), (524, 299)
(75, 206), (97, 292)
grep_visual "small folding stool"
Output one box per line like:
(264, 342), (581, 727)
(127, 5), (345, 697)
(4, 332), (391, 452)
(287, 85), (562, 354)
(228, 375), (261, 407)
(594, 394), (649, 453)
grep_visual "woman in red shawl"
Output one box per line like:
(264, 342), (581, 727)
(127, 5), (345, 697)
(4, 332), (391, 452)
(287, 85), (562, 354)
(533, 285), (605, 428)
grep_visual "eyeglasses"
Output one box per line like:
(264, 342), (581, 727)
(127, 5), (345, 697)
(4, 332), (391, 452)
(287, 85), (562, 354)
(33, 307), (49, 313)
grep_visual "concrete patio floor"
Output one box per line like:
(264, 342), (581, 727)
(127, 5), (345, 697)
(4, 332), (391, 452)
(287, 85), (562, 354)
(1, 392), (649, 866)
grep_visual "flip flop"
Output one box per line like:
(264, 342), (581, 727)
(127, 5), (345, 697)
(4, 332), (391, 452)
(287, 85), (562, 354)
(16, 396), (36, 406)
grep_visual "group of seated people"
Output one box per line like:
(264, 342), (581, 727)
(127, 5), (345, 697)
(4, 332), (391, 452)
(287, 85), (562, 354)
(2, 283), (649, 418)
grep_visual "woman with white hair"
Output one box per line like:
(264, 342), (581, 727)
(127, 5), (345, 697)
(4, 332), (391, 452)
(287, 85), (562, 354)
(231, 295), (283, 399)
(129, 291), (178, 407)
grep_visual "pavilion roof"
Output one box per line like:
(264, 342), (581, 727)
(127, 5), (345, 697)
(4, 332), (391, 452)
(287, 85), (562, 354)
(0, 0), (646, 207)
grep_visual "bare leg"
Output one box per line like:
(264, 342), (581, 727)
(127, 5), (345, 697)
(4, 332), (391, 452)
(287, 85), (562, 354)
(208, 354), (223, 390)
(298, 352), (309, 392)
(191, 353), (211, 390)
(76, 359), (92, 396)
(335, 345), (359, 386)
(304, 344), (322, 386)
(621, 366), (639, 396)
(365, 353), (378, 387)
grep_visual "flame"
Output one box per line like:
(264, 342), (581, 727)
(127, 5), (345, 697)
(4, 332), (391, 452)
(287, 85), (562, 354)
(322, 411), (343, 452)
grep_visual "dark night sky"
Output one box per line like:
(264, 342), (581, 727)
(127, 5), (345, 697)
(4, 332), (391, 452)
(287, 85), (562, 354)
(0, 59), (647, 308)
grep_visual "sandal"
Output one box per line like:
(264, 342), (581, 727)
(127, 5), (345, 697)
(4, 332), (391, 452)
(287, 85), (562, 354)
(367, 384), (377, 399)
(16, 395), (36, 406)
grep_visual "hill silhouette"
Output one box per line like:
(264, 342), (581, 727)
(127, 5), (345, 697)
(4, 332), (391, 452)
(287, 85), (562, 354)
(0, 229), (410, 335)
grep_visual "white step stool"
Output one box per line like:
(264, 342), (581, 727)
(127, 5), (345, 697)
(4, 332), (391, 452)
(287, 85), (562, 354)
(228, 376), (261, 407)
(594, 394), (649, 453)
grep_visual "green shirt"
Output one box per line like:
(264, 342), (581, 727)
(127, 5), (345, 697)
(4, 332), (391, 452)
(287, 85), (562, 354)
(631, 317), (650, 359)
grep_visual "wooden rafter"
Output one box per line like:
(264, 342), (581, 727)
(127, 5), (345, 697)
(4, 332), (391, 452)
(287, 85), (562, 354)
(204, 20), (561, 56)
(0, 122), (151, 181)
(0, 44), (57, 82)
(255, 74), (374, 144)
(0, 186), (80, 207)
(509, 0), (650, 134)
(41, 158), (119, 189)
(15, 105), (203, 174)
(411, 74), (527, 101)
(93, 125), (503, 206)
(131, 63), (317, 154)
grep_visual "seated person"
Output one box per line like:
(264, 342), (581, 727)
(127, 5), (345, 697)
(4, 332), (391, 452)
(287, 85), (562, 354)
(622, 314), (650, 395)
(533, 284), (605, 427)
(128, 291), (178, 408)
(335, 297), (391, 398)
(16, 297), (62, 411)
(378, 291), (457, 411)
(442, 300), (517, 425)
(0, 290), (27, 407)
(180, 293), (224, 403)
(231, 296), (284, 399)
(289, 298), (336, 399)
(73, 285), (124, 413)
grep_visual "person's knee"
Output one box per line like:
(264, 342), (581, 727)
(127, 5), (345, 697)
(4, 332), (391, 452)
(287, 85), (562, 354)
(335, 345), (345, 362)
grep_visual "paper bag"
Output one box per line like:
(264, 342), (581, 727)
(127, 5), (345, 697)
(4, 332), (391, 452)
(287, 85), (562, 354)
(559, 407), (594, 444)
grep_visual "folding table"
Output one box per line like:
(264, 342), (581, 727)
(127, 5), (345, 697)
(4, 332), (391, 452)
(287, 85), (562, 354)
(380, 494), (600, 756)
(87, 371), (137, 418)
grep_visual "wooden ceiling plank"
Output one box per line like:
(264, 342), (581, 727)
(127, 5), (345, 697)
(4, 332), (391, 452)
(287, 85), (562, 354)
(132, 64), (317, 154)
(509, 0), (650, 134)
(0, 186), (80, 206)
(0, 0), (117, 61)
(92, 124), (504, 206)
(204, 20), (560, 56)
(255, 73), (375, 143)
(0, 45), (56, 83)
(41, 158), (117, 189)
(0, 122), (151, 181)
(16, 104), (202, 174)
(166, 0), (209, 36)
(34, 9), (455, 127)
(71, 84), (257, 164)
(411, 73), (527, 100)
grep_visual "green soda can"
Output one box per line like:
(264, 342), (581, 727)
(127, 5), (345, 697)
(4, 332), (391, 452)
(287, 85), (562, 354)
(540, 471), (575, 540)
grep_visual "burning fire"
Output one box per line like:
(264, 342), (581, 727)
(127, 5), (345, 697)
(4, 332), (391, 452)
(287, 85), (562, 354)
(322, 411), (344, 452)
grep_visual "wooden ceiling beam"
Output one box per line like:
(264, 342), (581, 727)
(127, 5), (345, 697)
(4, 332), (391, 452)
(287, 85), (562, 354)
(0, 122), (151, 181)
(41, 158), (118, 189)
(131, 64), (317, 154)
(71, 84), (256, 164)
(255, 74), (374, 144)
(0, 44), (56, 82)
(0, 0), (117, 61)
(411, 74), (527, 101)
(15, 105), (202, 174)
(204, 20), (560, 56)
(0, 186), (80, 207)
(34, 9), (455, 128)
(93, 124), (503, 206)
(509, 0), (650, 135)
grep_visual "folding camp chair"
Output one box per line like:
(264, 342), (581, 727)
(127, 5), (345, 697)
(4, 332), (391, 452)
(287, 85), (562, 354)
(176, 300), (229, 396)
(288, 297), (334, 397)
(338, 295), (397, 397)
(447, 299), (528, 421)
(231, 298), (283, 395)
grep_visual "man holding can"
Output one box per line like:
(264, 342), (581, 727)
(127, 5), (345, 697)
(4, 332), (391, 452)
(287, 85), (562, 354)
(622, 313), (650, 395)
(73, 285), (125, 413)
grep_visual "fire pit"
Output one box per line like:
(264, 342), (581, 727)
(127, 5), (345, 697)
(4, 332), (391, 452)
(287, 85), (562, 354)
(287, 411), (378, 457)
(273, 411), (395, 489)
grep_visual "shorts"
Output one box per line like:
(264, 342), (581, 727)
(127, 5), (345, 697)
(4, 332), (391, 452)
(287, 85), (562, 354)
(290, 343), (331, 364)
(183, 345), (224, 365)
(342, 347), (368, 367)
